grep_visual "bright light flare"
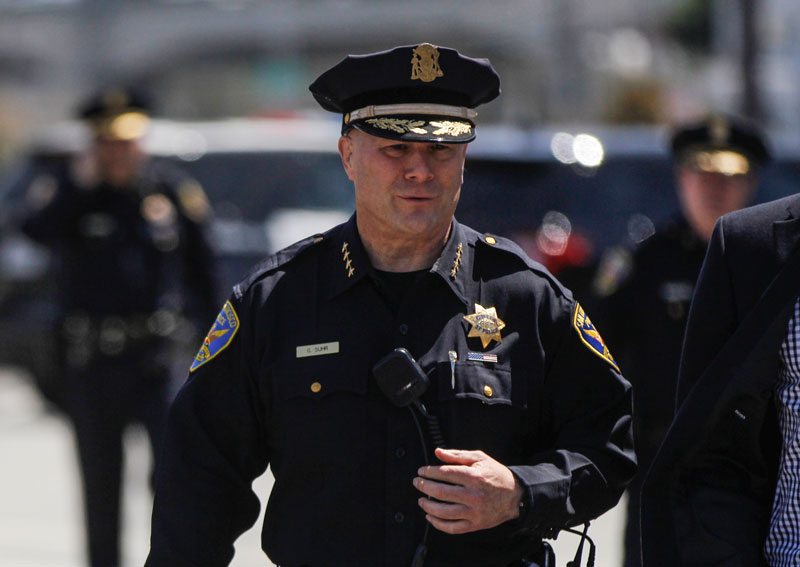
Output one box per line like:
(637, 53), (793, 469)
(573, 134), (604, 168)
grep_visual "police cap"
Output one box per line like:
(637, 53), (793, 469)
(670, 114), (770, 176)
(309, 43), (500, 143)
(77, 86), (153, 141)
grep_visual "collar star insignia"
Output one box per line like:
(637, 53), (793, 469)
(450, 242), (463, 280)
(464, 303), (505, 348)
(341, 242), (355, 278)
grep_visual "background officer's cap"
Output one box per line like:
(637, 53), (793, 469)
(670, 114), (771, 176)
(77, 86), (153, 141)
(309, 43), (500, 143)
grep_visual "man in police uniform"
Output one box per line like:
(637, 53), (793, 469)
(592, 115), (770, 567)
(146, 44), (635, 567)
(21, 87), (218, 567)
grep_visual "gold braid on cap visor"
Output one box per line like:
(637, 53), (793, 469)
(690, 150), (751, 176)
(92, 111), (150, 141)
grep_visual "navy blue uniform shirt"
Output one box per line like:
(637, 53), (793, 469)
(21, 160), (218, 324)
(147, 216), (635, 567)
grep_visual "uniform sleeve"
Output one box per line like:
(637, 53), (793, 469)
(509, 295), (636, 533)
(675, 218), (737, 408)
(19, 173), (79, 244)
(146, 293), (269, 566)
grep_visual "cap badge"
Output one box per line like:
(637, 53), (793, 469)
(411, 43), (444, 83)
(710, 116), (730, 145)
(341, 242), (355, 278)
(103, 89), (129, 112)
(464, 303), (505, 349)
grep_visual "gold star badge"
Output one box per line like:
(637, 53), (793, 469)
(464, 303), (506, 349)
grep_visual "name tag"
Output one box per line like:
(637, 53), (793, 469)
(296, 342), (340, 358)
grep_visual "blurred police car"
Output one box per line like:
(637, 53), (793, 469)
(1, 117), (799, 404)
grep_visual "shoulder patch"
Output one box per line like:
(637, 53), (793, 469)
(26, 173), (59, 210)
(177, 180), (211, 222)
(190, 300), (240, 372)
(572, 303), (619, 372)
(592, 247), (632, 297)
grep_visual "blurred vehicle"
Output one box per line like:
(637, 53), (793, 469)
(1, 117), (799, 403)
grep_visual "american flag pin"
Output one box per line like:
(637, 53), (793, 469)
(467, 352), (498, 363)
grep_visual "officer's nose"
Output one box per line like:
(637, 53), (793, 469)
(403, 148), (435, 183)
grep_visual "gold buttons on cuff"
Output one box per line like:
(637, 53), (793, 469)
(484, 235), (497, 245)
(310, 382), (322, 393)
(483, 385), (494, 397)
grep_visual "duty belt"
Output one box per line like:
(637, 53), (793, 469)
(61, 310), (181, 360)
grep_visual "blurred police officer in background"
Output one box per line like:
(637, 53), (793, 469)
(591, 115), (770, 567)
(146, 43), (635, 567)
(20, 86), (218, 567)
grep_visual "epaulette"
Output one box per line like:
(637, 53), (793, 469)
(233, 233), (326, 297)
(474, 231), (571, 298)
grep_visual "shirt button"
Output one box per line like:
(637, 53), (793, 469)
(395, 447), (406, 459)
(394, 512), (405, 523)
(483, 385), (494, 398)
(310, 382), (322, 393)
(399, 324), (409, 335)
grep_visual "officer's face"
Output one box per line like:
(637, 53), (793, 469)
(339, 129), (466, 244)
(677, 166), (757, 241)
(93, 137), (144, 188)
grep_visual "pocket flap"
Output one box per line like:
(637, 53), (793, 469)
(436, 361), (514, 406)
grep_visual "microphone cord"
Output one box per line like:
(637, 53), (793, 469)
(564, 522), (596, 567)
(408, 402), (441, 567)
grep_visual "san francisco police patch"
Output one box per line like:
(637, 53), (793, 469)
(190, 300), (240, 373)
(572, 303), (619, 372)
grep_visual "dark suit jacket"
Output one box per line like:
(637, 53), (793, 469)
(641, 193), (800, 566)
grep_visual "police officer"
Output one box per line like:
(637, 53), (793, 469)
(21, 86), (218, 567)
(146, 44), (635, 567)
(592, 114), (770, 567)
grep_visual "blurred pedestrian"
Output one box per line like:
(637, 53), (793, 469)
(591, 114), (770, 566)
(20, 86), (218, 567)
(146, 43), (635, 566)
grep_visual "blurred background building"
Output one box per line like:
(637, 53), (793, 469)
(0, 0), (799, 166)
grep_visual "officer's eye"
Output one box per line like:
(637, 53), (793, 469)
(430, 143), (455, 159)
(381, 144), (408, 157)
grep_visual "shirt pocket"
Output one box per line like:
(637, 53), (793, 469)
(432, 361), (527, 460)
(270, 354), (369, 466)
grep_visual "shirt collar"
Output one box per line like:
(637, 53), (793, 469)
(430, 219), (470, 306)
(325, 215), (470, 306)
(325, 214), (372, 299)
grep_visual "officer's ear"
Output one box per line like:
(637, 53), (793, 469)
(338, 133), (355, 181)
